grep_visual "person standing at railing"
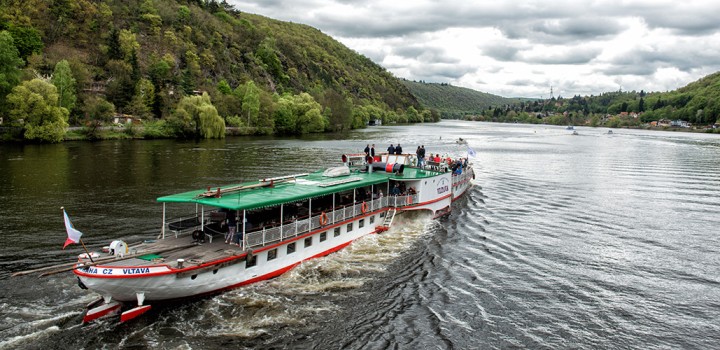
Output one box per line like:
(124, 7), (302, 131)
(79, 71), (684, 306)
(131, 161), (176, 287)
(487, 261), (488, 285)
(387, 144), (395, 154)
(391, 183), (401, 196)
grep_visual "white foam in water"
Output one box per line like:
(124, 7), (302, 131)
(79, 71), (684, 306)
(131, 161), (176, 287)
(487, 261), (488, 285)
(0, 326), (60, 350)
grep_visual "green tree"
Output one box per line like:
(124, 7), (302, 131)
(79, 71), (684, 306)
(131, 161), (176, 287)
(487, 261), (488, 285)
(217, 79), (232, 95)
(7, 79), (69, 142)
(119, 29), (140, 61)
(7, 25), (43, 61)
(169, 93), (225, 138)
(82, 96), (115, 139)
(125, 78), (155, 118)
(0, 31), (24, 112)
(240, 80), (260, 127)
(51, 59), (77, 112)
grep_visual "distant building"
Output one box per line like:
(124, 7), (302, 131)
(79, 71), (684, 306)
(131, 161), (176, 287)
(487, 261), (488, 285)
(112, 114), (142, 125)
(368, 118), (382, 126)
(658, 119), (671, 127)
(670, 120), (689, 128)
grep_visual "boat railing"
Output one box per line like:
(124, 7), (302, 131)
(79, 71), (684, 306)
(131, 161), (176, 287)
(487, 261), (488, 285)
(333, 206), (346, 223)
(390, 194), (418, 208)
(310, 214), (321, 231)
(282, 221), (297, 239)
(246, 230), (263, 247)
(265, 226), (282, 244)
(243, 199), (391, 248)
(345, 205), (355, 219)
(296, 218), (310, 235)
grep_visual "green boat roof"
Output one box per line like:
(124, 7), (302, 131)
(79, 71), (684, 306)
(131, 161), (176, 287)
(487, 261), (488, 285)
(157, 167), (441, 210)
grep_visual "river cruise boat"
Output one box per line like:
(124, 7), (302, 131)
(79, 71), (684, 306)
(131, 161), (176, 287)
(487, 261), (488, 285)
(72, 152), (474, 322)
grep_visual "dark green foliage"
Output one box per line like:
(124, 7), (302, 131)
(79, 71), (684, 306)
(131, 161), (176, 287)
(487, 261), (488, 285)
(6, 25), (43, 61)
(0, 30), (24, 111)
(107, 28), (123, 61)
(82, 96), (115, 139)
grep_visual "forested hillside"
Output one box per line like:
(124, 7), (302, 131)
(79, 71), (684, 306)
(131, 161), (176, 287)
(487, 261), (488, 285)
(0, 0), (430, 142)
(402, 80), (531, 119)
(475, 72), (720, 129)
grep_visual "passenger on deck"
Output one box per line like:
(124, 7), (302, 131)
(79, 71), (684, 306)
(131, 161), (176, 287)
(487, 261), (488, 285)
(364, 144), (370, 156)
(395, 144), (403, 154)
(387, 144), (395, 154)
(371, 144), (376, 158)
(391, 183), (401, 196)
(418, 145), (426, 167)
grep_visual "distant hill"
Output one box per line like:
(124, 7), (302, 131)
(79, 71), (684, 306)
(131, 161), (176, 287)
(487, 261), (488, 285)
(402, 80), (533, 118)
(482, 71), (720, 128)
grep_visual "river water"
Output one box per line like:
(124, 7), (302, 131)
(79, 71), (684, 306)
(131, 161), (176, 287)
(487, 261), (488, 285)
(0, 121), (719, 349)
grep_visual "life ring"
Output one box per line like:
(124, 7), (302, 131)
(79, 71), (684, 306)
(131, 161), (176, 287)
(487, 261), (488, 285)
(361, 202), (368, 213)
(319, 211), (329, 226)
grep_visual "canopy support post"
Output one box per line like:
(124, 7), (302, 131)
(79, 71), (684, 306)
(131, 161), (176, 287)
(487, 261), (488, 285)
(161, 203), (166, 239)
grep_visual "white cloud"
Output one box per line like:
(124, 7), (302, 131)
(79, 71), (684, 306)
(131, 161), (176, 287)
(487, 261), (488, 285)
(229, 0), (720, 97)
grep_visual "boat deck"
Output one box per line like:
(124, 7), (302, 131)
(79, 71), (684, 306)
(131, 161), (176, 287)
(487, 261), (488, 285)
(102, 235), (244, 269)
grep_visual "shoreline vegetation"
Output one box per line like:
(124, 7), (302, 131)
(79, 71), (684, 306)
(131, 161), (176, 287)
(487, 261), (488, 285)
(6, 119), (716, 145)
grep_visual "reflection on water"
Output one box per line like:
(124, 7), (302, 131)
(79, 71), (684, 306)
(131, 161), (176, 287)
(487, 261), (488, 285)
(1, 122), (719, 349)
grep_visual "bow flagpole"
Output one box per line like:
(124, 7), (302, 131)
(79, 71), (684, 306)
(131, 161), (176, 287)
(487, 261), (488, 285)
(61, 207), (94, 263)
(467, 146), (477, 158)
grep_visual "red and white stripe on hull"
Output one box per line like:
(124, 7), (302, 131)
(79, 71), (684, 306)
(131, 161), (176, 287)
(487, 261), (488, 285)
(83, 300), (122, 323)
(120, 305), (152, 323)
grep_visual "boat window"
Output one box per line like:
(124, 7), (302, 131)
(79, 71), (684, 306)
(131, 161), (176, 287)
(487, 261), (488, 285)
(267, 248), (277, 261)
(287, 242), (296, 254)
(380, 212), (385, 218)
(334, 227), (341, 237)
(359, 219), (365, 228)
(320, 231), (327, 242)
(245, 255), (257, 268)
(304, 237), (312, 248)
(370, 216), (375, 224)
(347, 222), (353, 232)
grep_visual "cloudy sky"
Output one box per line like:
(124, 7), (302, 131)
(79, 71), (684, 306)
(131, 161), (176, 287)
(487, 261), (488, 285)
(230, 0), (720, 98)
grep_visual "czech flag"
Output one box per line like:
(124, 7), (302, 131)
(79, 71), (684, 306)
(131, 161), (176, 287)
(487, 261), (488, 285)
(62, 208), (83, 249)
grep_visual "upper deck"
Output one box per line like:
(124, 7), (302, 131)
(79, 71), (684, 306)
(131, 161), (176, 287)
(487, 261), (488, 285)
(157, 163), (444, 211)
